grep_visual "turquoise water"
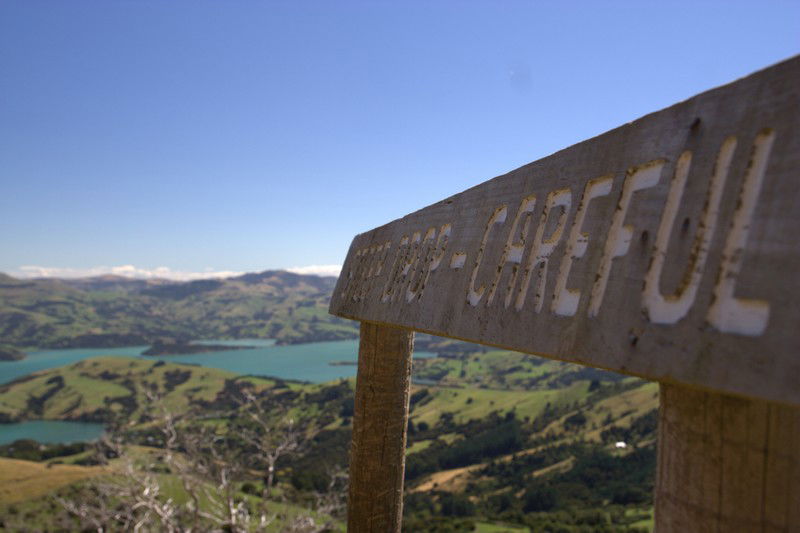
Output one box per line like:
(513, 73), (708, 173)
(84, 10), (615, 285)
(0, 345), (149, 385)
(192, 339), (277, 347)
(138, 340), (432, 383)
(0, 339), (434, 444)
(0, 420), (105, 445)
(0, 339), (434, 385)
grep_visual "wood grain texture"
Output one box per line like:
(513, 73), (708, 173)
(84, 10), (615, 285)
(656, 383), (800, 532)
(330, 56), (800, 406)
(347, 323), (414, 533)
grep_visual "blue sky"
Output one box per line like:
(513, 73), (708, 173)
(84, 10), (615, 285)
(1, 1), (798, 279)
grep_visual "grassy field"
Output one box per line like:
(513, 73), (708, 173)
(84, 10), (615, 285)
(0, 444), (345, 531)
(0, 457), (105, 504)
(0, 356), (276, 423)
(409, 381), (591, 428)
(413, 349), (620, 391)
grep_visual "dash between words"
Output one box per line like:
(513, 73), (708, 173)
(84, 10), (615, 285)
(339, 130), (775, 337)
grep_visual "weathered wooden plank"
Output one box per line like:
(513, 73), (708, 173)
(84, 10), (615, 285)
(655, 383), (800, 532)
(347, 322), (414, 533)
(330, 56), (800, 406)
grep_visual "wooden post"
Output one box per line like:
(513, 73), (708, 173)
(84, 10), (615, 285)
(656, 383), (800, 532)
(347, 322), (414, 533)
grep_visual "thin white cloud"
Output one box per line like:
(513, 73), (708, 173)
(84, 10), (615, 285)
(286, 264), (341, 277)
(11, 263), (342, 280)
(14, 265), (245, 281)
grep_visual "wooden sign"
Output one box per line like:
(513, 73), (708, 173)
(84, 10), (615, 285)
(331, 56), (800, 407)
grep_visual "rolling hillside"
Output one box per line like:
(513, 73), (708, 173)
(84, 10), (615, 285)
(0, 351), (658, 531)
(0, 271), (358, 349)
(0, 356), (277, 423)
(0, 271), (658, 531)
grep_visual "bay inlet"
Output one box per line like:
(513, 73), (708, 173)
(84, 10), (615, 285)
(0, 339), (435, 444)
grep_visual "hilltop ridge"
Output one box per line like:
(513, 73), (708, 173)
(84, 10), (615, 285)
(0, 270), (356, 349)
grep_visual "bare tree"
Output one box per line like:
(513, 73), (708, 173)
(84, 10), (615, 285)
(58, 386), (344, 533)
(237, 390), (302, 497)
(313, 465), (349, 522)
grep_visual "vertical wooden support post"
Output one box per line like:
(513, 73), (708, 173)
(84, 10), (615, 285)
(348, 321), (414, 533)
(656, 383), (800, 532)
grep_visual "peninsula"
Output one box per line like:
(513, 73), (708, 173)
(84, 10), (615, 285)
(0, 346), (25, 361)
(142, 340), (256, 356)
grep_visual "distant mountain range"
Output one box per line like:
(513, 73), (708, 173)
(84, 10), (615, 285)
(0, 270), (358, 350)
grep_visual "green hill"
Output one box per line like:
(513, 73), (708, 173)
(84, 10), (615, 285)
(0, 344), (24, 361)
(0, 349), (657, 531)
(0, 270), (358, 349)
(0, 356), (278, 423)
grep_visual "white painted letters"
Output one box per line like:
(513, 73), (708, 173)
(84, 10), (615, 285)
(707, 130), (775, 336)
(467, 206), (508, 306)
(515, 189), (572, 312)
(643, 138), (736, 324)
(487, 195), (537, 308)
(588, 160), (663, 317)
(552, 176), (613, 316)
(350, 132), (777, 338)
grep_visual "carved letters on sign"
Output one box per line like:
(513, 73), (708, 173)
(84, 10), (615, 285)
(330, 57), (800, 406)
(339, 132), (775, 337)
